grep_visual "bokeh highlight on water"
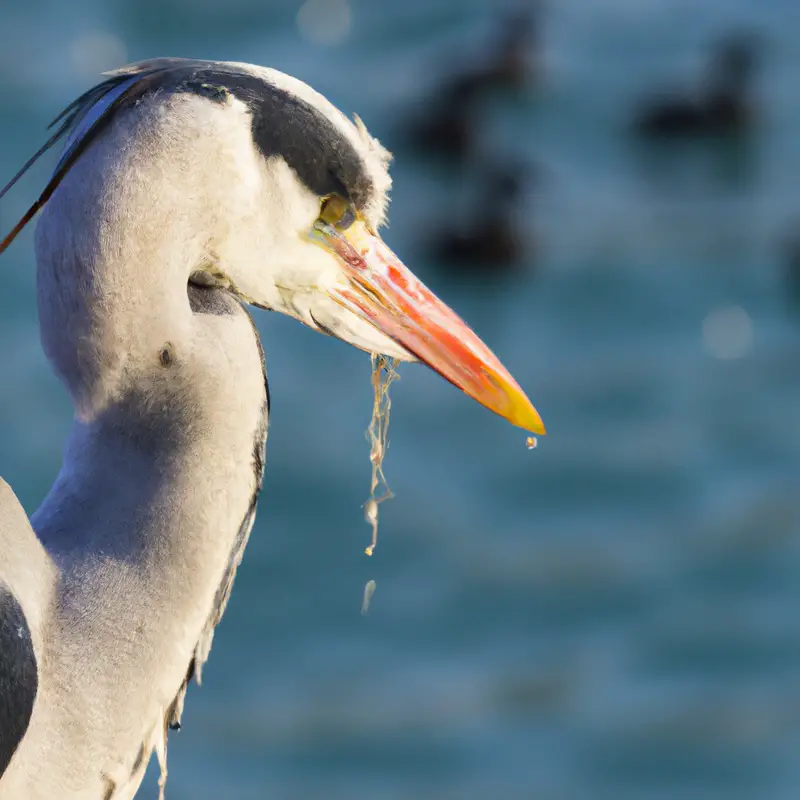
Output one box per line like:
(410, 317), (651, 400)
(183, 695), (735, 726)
(2, 1), (800, 797)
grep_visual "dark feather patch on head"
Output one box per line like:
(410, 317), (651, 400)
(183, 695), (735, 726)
(211, 74), (374, 207)
(0, 59), (376, 256)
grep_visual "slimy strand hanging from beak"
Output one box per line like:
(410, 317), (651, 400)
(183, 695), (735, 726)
(363, 354), (399, 556)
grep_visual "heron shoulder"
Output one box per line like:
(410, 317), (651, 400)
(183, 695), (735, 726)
(0, 479), (33, 549)
(0, 582), (38, 781)
(0, 480), (57, 642)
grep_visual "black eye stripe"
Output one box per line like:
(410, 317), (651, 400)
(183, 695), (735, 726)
(326, 167), (349, 200)
(192, 71), (374, 211)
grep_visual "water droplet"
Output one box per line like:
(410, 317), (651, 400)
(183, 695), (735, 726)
(526, 436), (538, 450)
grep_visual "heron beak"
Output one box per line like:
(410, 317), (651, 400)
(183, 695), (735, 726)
(309, 219), (545, 434)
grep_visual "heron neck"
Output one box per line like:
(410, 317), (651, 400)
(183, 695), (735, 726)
(26, 296), (269, 792)
(31, 279), (268, 573)
(32, 290), (268, 547)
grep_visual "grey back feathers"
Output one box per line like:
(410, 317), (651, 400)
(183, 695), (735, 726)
(0, 479), (55, 792)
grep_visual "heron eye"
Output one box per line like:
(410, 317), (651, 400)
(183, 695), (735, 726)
(320, 195), (355, 230)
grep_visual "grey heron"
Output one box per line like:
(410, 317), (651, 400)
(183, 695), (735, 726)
(0, 58), (545, 800)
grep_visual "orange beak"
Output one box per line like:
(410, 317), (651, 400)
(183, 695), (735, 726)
(311, 219), (545, 435)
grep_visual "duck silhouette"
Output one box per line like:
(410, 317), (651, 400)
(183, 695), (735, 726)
(407, 77), (483, 160)
(781, 230), (800, 310)
(406, 8), (542, 161)
(450, 8), (541, 97)
(429, 163), (532, 271)
(633, 33), (760, 139)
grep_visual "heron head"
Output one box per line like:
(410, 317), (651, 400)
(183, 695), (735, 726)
(1, 59), (545, 434)
(193, 63), (544, 435)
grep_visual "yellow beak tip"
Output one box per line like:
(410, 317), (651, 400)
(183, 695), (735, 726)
(503, 397), (546, 436)
(523, 414), (547, 436)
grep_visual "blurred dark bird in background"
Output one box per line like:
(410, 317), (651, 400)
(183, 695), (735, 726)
(428, 162), (532, 271)
(406, 77), (483, 161)
(632, 32), (761, 139)
(404, 7), (543, 162)
(451, 6), (542, 97)
(781, 229), (800, 310)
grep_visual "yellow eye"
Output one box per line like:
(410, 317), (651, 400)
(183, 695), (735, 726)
(320, 195), (356, 230)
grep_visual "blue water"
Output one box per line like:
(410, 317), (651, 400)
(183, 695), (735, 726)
(2, 1), (800, 797)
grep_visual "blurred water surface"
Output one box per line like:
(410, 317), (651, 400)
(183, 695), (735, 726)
(2, 1), (800, 797)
